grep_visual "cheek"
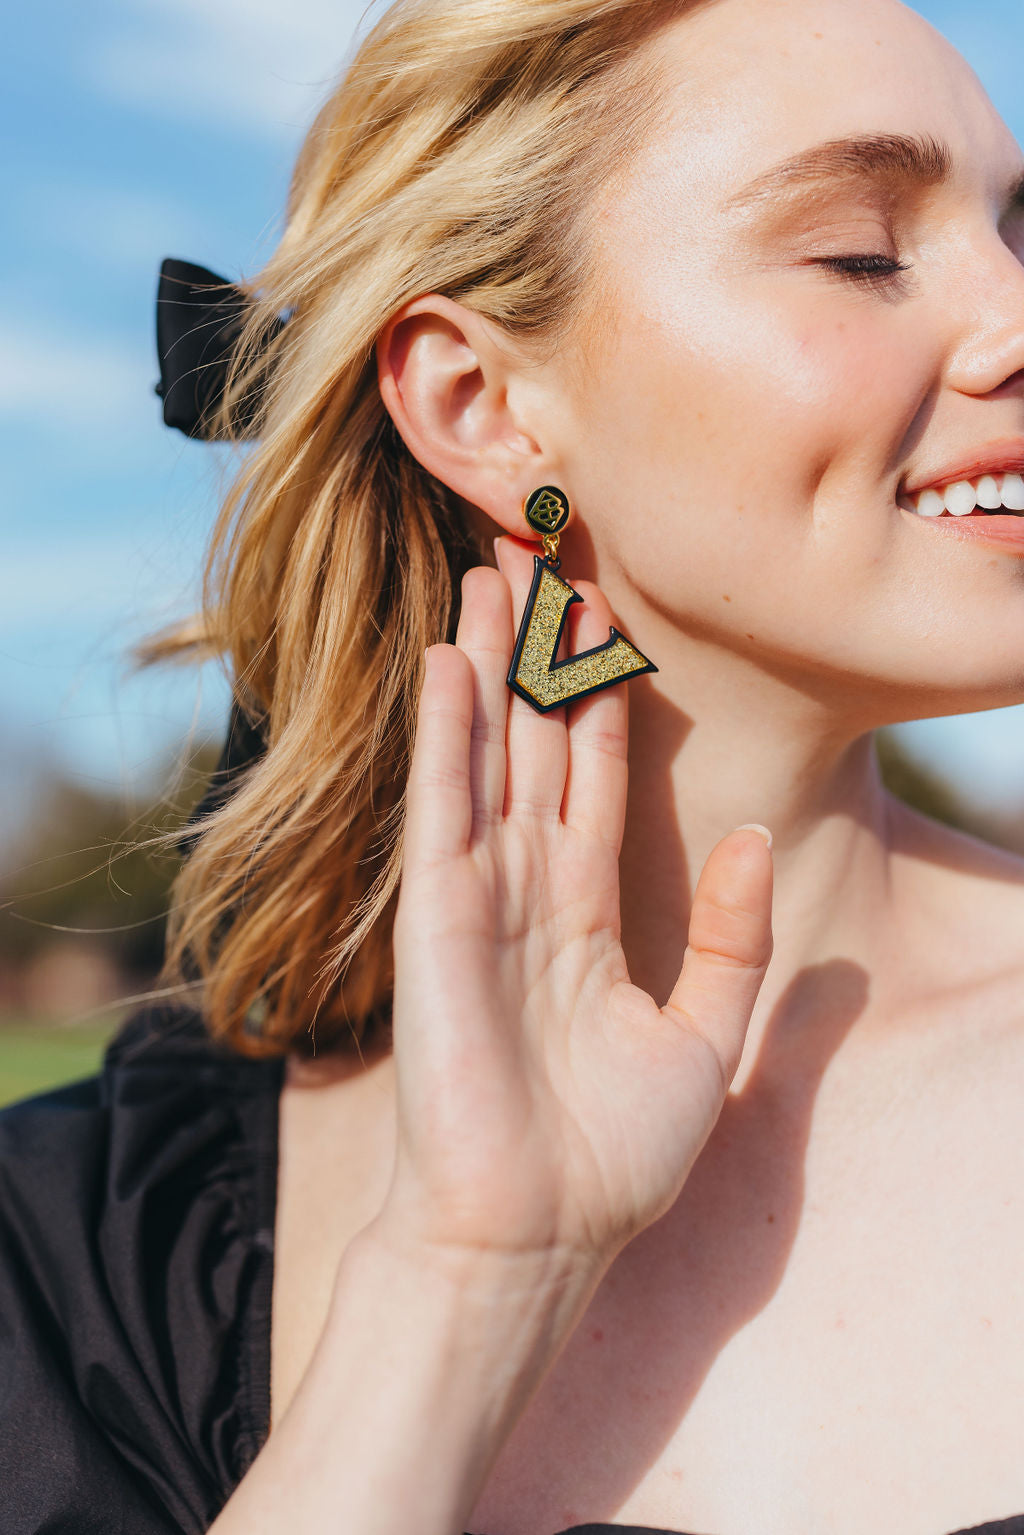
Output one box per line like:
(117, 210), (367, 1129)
(567, 290), (1024, 712)
(573, 281), (909, 607)
(561, 271), (1006, 703)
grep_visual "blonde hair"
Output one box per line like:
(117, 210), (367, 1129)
(148, 0), (693, 1058)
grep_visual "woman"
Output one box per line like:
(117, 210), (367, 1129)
(3, 0), (1024, 1531)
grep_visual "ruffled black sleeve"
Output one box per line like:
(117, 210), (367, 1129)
(0, 1003), (283, 1533)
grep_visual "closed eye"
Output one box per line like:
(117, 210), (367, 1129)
(813, 253), (910, 282)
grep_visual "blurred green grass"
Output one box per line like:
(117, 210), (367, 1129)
(0, 1018), (123, 1108)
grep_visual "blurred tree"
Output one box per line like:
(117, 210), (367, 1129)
(0, 743), (221, 982)
(0, 726), (1018, 1014)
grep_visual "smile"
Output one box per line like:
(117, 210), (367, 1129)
(901, 473), (1024, 518)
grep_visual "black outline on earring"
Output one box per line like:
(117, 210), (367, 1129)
(506, 555), (658, 715)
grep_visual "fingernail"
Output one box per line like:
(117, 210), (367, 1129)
(736, 823), (773, 850)
(493, 536), (505, 571)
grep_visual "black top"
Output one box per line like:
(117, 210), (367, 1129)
(0, 1003), (281, 1533)
(0, 1003), (1021, 1535)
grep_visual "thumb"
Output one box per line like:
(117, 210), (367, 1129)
(662, 825), (774, 1088)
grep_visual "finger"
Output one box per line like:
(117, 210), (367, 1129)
(454, 565), (514, 836)
(560, 579), (630, 853)
(403, 644), (475, 871)
(663, 826), (774, 1087)
(497, 535), (569, 822)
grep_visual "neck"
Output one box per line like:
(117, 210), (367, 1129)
(620, 649), (896, 1077)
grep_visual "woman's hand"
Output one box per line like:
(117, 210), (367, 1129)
(212, 542), (773, 1535)
(378, 536), (774, 1283)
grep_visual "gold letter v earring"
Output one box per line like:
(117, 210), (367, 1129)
(506, 486), (657, 714)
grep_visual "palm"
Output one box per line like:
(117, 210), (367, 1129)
(389, 538), (773, 1271)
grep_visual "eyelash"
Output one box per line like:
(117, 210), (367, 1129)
(813, 253), (911, 286)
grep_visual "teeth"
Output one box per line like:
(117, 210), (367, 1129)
(977, 474), (1003, 509)
(916, 489), (946, 517)
(944, 480), (977, 516)
(908, 472), (1024, 517)
(1002, 473), (1024, 511)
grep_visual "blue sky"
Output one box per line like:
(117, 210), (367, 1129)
(2, 0), (1024, 842)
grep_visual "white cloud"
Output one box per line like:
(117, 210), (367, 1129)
(85, 0), (378, 142)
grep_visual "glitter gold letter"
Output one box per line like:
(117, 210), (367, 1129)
(507, 557), (657, 714)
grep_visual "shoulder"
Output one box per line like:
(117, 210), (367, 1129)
(0, 1003), (285, 1532)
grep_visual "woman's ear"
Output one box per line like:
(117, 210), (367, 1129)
(376, 294), (551, 536)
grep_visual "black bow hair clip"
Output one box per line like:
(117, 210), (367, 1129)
(154, 258), (277, 842)
(155, 256), (287, 440)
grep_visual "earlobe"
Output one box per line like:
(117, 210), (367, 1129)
(375, 293), (549, 536)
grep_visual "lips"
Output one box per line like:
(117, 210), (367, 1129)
(902, 437), (1024, 500)
(900, 506), (1024, 550)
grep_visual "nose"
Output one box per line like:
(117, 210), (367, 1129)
(943, 232), (1024, 400)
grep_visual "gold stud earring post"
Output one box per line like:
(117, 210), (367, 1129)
(523, 485), (572, 568)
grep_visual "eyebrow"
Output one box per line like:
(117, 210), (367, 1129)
(727, 132), (1024, 219)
